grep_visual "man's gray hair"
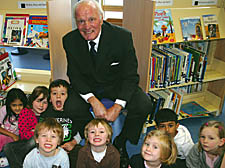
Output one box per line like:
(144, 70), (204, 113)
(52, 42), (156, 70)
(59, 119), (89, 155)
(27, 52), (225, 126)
(74, 0), (104, 20)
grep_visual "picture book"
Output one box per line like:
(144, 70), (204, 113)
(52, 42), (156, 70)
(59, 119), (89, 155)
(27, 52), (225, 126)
(0, 51), (17, 90)
(25, 15), (49, 48)
(168, 88), (183, 115)
(180, 16), (203, 41)
(2, 14), (29, 45)
(152, 9), (176, 44)
(4, 19), (24, 45)
(180, 101), (209, 118)
(202, 14), (220, 39)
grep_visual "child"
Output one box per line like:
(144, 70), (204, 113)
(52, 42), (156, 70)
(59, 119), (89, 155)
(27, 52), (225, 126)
(76, 118), (120, 168)
(154, 108), (194, 161)
(129, 130), (177, 168)
(0, 88), (27, 151)
(19, 86), (49, 140)
(23, 117), (69, 168)
(40, 79), (81, 168)
(186, 120), (225, 168)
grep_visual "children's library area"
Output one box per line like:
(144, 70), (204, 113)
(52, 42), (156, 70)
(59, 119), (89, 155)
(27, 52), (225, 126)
(123, 0), (225, 120)
(0, 0), (225, 167)
(123, 0), (225, 159)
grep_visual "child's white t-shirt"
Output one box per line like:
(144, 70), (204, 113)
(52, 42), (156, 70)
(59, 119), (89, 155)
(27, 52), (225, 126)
(23, 147), (69, 168)
(174, 125), (194, 159)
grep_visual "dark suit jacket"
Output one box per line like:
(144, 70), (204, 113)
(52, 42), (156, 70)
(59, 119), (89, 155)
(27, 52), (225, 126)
(63, 21), (139, 103)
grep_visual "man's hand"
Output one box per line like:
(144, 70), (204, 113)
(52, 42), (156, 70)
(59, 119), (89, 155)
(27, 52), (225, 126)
(105, 103), (122, 122)
(88, 96), (107, 118)
(61, 139), (77, 152)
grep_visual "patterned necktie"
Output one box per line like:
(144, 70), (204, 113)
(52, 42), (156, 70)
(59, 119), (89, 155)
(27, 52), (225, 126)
(89, 41), (97, 66)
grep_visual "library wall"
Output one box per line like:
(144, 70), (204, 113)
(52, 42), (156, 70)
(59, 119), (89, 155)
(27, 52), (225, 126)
(0, 0), (47, 14)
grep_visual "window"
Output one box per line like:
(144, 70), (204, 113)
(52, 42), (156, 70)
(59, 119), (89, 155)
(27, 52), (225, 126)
(101, 0), (123, 19)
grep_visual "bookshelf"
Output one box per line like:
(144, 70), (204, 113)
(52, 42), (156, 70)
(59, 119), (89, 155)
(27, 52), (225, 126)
(123, 0), (225, 116)
(0, 0), (51, 93)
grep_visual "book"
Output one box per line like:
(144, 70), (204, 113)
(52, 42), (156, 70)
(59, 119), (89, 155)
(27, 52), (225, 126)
(2, 14), (29, 46)
(25, 15), (49, 48)
(183, 46), (206, 82)
(4, 19), (25, 45)
(0, 52), (17, 90)
(148, 91), (164, 123)
(180, 101), (209, 118)
(180, 16), (203, 41)
(202, 14), (220, 39)
(0, 15), (3, 43)
(152, 9), (176, 44)
(168, 88), (183, 115)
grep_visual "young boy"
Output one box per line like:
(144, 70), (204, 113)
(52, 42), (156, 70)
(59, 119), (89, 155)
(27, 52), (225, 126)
(154, 108), (194, 166)
(23, 118), (69, 168)
(76, 118), (120, 167)
(40, 79), (81, 167)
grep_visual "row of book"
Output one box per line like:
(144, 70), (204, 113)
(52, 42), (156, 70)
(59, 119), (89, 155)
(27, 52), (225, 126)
(0, 13), (48, 48)
(153, 9), (220, 44)
(148, 87), (209, 123)
(149, 43), (208, 89)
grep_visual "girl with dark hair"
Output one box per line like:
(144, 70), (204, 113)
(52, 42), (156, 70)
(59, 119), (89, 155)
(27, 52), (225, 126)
(0, 88), (27, 151)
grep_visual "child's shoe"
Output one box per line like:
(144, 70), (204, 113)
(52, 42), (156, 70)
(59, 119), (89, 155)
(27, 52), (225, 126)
(0, 157), (9, 167)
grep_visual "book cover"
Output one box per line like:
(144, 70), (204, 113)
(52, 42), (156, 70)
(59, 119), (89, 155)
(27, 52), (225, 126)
(5, 19), (24, 45)
(152, 9), (176, 44)
(180, 101), (209, 117)
(0, 52), (17, 90)
(202, 14), (220, 39)
(25, 15), (49, 48)
(180, 16), (203, 41)
(2, 14), (29, 45)
(168, 88), (183, 115)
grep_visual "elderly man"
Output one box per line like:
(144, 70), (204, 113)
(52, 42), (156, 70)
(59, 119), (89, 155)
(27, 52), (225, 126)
(63, 0), (153, 167)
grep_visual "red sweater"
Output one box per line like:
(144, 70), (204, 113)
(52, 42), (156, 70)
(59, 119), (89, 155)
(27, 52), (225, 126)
(18, 108), (38, 140)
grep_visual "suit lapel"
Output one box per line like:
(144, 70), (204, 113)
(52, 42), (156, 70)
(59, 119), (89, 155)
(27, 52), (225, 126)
(95, 22), (113, 70)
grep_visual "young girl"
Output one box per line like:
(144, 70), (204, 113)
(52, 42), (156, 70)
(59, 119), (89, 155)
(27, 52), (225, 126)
(129, 130), (178, 168)
(18, 86), (48, 140)
(186, 120), (225, 168)
(76, 118), (120, 168)
(0, 88), (27, 151)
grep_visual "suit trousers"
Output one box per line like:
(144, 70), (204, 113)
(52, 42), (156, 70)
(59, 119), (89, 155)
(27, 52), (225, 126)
(64, 87), (153, 145)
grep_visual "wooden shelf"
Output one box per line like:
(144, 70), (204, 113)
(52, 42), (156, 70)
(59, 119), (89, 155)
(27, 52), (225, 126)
(0, 44), (49, 50)
(182, 90), (221, 115)
(6, 68), (51, 94)
(170, 7), (225, 42)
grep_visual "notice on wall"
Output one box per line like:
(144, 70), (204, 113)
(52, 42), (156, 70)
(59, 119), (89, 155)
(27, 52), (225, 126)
(155, 0), (173, 6)
(192, 0), (217, 6)
(18, 1), (46, 9)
